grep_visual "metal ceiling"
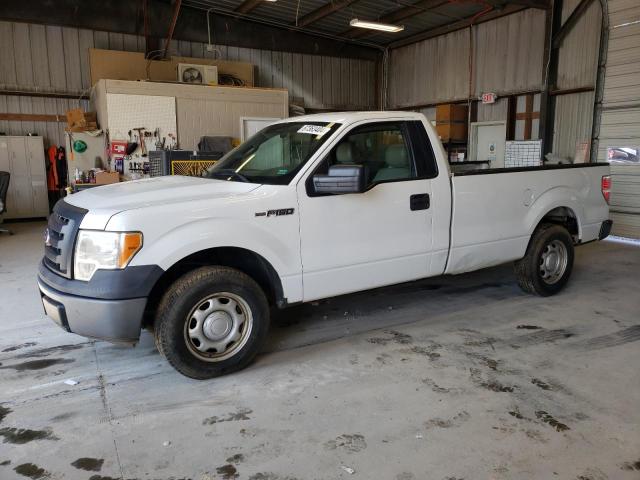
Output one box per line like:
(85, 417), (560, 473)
(183, 0), (548, 48)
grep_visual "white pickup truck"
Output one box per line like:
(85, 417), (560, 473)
(38, 111), (612, 379)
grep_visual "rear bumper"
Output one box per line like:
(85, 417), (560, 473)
(37, 278), (146, 344)
(599, 220), (613, 240)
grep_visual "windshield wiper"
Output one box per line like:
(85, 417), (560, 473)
(208, 169), (251, 183)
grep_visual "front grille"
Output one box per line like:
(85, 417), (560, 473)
(43, 200), (87, 278)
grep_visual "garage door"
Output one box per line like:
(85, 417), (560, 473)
(599, 0), (640, 238)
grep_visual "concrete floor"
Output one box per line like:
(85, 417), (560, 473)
(1, 221), (639, 480)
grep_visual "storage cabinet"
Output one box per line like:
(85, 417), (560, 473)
(0, 136), (48, 219)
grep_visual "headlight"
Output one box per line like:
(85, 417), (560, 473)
(74, 230), (143, 281)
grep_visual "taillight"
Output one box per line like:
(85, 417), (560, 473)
(601, 175), (611, 204)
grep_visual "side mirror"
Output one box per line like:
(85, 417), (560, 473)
(313, 164), (365, 194)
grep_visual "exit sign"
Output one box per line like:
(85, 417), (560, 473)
(481, 92), (497, 104)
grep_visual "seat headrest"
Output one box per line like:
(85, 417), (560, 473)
(385, 144), (408, 168)
(336, 143), (354, 164)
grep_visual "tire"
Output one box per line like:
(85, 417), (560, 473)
(154, 266), (270, 379)
(514, 223), (574, 297)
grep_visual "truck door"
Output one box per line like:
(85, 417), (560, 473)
(296, 120), (439, 301)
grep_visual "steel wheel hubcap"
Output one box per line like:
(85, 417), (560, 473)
(539, 240), (568, 284)
(184, 293), (253, 362)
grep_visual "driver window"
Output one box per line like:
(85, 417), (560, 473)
(314, 122), (415, 188)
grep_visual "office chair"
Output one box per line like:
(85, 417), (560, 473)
(0, 171), (12, 235)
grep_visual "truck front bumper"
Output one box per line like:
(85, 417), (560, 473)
(37, 260), (164, 344)
(38, 279), (147, 344)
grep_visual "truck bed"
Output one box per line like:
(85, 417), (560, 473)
(445, 163), (610, 274)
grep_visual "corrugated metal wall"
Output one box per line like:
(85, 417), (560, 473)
(551, 0), (601, 161)
(598, 0), (640, 238)
(472, 8), (546, 96)
(0, 20), (376, 148)
(557, 0), (602, 89)
(388, 29), (469, 108)
(388, 9), (546, 109)
(552, 91), (596, 159)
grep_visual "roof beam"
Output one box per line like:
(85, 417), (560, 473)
(295, 0), (361, 28)
(235, 0), (263, 14)
(552, 0), (595, 48)
(343, 0), (448, 38)
(387, 3), (526, 48)
(506, 0), (550, 8)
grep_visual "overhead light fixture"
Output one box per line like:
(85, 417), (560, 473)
(264, 0), (277, 2)
(349, 18), (404, 33)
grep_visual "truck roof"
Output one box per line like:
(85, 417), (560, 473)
(277, 110), (426, 124)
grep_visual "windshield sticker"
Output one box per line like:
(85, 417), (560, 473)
(298, 125), (331, 136)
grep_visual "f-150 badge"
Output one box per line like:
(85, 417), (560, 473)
(255, 208), (294, 217)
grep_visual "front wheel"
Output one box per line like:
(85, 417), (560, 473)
(514, 224), (575, 296)
(154, 266), (270, 379)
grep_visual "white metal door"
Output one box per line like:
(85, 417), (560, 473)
(297, 180), (434, 301)
(598, 0), (640, 238)
(26, 137), (48, 217)
(7, 137), (32, 219)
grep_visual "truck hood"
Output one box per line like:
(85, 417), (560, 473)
(65, 176), (261, 230)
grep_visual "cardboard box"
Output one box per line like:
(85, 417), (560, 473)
(436, 123), (468, 142)
(66, 109), (98, 131)
(94, 171), (120, 185)
(436, 104), (468, 123)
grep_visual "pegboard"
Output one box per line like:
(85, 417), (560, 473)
(105, 93), (177, 142)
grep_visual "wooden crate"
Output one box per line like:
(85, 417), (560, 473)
(436, 104), (468, 123)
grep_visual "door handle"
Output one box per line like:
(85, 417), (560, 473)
(410, 193), (430, 211)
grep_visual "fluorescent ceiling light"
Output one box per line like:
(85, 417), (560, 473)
(349, 18), (404, 32)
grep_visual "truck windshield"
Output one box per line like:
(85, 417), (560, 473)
(204, 121), (341, 185)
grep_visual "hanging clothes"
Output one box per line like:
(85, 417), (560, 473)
(56, 146), (68, 189)
(47, 145), (59, 191)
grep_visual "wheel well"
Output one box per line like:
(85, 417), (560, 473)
(538, 207), (579, 240)
(142, 247), (284, 328)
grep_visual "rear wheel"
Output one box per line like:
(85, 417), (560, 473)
(514, 224), (574, 296)
(154, 266), (270, 379)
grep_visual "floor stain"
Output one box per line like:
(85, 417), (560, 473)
(422, 378), (452, 394)
(535, 411), (570, 432)
(71, 457), (104, 472)
(0, 405), (11, 423)
(513, 329), (575, 346)
(425, 411), (470, 429)
(15, 344), (84, 359)
(531, 378), (552, 390)
(0, 460), (11, 466)
(13, 463), (50, 479)
(0, 358), (74, 371)
(0, 427), (59, 444)
(517, 325), (542, 330)
(203, 408), (252, 425)
(620, 459), (640, 471)
(1, 342), (37, 353)
(367, 330), (412, 345)
(226, 454), (244, 464)
(216, 464), (239, 479)
(508, 407), (530, 421)
(581, 325), (640, 349)
(248, 474), (298, 480)
(409, 345), (441, 360)
(324, 433), (367, 453)
(576, 467), (608, 480)
(469, 368), (516, 392)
